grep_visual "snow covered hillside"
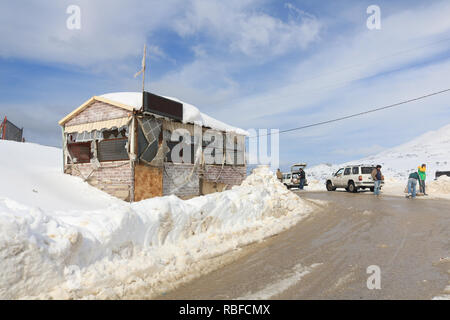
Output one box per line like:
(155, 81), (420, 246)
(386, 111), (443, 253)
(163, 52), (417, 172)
(308, 123), (450, 182)
(0, 140), (315, 299)
(0, 140), (122, 211)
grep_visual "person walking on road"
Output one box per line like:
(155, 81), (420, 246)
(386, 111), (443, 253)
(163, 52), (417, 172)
(371, 165), (384, 196)
(406, 171), (420, 198)
(299, 168), (306, 190)
(418, 164), (427, 195)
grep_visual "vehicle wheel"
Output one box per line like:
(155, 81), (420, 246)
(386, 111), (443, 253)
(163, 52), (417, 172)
(326, 181), (335, 191)
(370, 187), (374, 192)
(348, 181), (357, 193)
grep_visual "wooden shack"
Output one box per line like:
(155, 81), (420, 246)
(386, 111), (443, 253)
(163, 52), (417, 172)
(58, 92), (247, 202)
(0, 117), (24, 142)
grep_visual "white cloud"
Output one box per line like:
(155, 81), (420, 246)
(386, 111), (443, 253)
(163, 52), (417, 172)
(0, 0), (320, 67)
(0, 0), (182, 67)
(215, 0), (450, 125)
(173, 0), (321, 57)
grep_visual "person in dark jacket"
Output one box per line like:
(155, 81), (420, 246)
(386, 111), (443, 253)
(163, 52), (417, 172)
(406, 171), (420, 198)
(299, 168), (306, 190)
(371, 165), (384, 195)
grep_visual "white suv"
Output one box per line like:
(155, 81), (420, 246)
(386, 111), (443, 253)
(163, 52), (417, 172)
(281, 173), (299, 189)
(326, 165), (383, 193)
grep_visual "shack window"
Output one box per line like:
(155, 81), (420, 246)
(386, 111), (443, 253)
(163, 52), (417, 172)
(102, 128), (128, 140)
(98, 138), (129, 162)
(202, 132), (224, 165)
(68, 142), (92, 163)
(166, 140), (196, 164)
(225, 134), (245, 166)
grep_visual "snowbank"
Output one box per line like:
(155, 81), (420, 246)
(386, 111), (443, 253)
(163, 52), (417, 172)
(99, 92), (249, 136)
(0, 159), (314, 299)
(303, 179), (326, 192)
(427, 175), (450, 194)
(0, 140), (120, 211)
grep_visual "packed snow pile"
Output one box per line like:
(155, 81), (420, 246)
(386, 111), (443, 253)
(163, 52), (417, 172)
(0, 141), (314, 299)
(0, 140), (120, 211)
(304, 179), (326, 191)
(306, 164), (339, 184)
(427, 175), (450, 194)
(308, 123), (450, 182)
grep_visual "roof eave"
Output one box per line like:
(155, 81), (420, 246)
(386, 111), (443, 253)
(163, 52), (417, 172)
(58, 96), (137, 126)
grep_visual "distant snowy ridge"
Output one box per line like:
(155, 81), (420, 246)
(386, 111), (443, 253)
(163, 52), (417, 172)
(0, 140), (315, 299)
(308, 123), (450, 181)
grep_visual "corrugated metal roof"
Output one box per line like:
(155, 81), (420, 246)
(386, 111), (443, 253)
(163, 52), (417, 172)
(65, 117), (131, 133)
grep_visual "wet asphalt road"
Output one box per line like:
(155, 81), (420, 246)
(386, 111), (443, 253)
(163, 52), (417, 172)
(157, 191), (450, 300)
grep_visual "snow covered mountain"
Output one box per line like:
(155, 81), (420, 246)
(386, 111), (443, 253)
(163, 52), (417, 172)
(308, 123), (450, 181)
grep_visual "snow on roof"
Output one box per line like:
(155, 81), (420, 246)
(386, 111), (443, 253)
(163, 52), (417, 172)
(99, 92), (249, 136)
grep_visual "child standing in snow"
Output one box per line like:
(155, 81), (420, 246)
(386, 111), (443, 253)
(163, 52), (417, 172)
(418, 164), (427, 195)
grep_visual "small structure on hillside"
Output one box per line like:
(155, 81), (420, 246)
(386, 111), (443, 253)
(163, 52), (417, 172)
(0, 117), (24, 142)
(58, 91), (247, 202)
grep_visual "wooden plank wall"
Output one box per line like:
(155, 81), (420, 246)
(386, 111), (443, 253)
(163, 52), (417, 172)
(134, 164), (163, 201)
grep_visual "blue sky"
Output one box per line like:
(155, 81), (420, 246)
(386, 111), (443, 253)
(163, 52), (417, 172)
(1, 0), (450, 170)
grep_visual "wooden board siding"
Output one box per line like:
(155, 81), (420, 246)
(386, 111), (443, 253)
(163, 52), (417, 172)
(65, 101), (131, 127)
(163, 163), (200, 198)
(134, 164), (163, 201)
(65, 160), (132, 201)
(203, 165), (246, 187)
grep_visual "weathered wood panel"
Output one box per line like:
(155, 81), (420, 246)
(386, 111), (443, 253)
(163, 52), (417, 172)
(134, 164), (163, 201)
(65, 101), (131, 126)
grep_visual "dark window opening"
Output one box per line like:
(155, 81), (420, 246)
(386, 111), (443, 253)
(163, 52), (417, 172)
(344, 168), (351, 175)
(98, 138), (129, 162)
(362, 167), (375, 174)
(68, 142), (92, 164)
(102, 128), (127, 140)
(352, 167), (359, 174)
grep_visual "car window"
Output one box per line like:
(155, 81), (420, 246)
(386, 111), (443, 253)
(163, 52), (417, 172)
(362, 167), (374, 174)
(335, 168), (344, 176)
(344, 168), (351, 175)
(352, 167), (359, 174)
